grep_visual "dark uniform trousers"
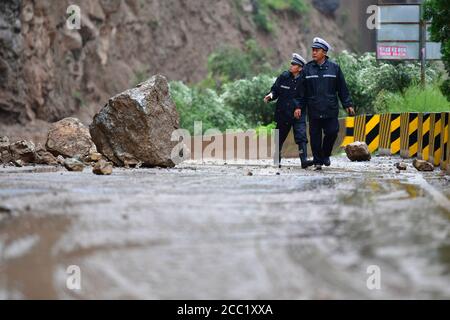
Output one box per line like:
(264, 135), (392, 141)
(309, 117), (339, 165)
(276, 114), (308, 162)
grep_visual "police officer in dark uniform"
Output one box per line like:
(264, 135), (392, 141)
(264, 53), (313, 169)
(294, 38), (355, 170)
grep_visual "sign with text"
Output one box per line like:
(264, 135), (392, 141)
(376, 4), (442, 61)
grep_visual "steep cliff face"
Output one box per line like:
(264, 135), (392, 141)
(0, 0), (349, 126)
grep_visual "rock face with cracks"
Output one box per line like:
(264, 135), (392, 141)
(89, 75), (180, 168)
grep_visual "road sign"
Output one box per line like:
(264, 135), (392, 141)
(376, 4), (442, 61)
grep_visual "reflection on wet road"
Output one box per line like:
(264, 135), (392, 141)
(0, 156), (449, 299)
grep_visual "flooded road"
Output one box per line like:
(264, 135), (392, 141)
(0, 156), (450, 299)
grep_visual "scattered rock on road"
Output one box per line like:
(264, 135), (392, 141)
(9, 140), (36, 164)
(413, 159), (434, 172)
(64, 158), (85, 172)
(93, 160), (113, 175)
(34, 144), (59, 165)
(395, 162), (407, 171)
(345, 142), (371, 162)
(46, 117), (97, 159)
(90, 75), (180, 168)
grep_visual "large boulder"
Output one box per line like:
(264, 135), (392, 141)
(89, 75), (180, 168)
(345, 141), (371, 162)
(46, 118), (97, 158)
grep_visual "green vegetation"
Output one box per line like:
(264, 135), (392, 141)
(169, 81), (249, 133)
(72, 90), (85, 108)
(424, 0), (450, 100)
(207, 40), (274, 85)
(373, 85), (450, 114)
(334, 51), (444, 114)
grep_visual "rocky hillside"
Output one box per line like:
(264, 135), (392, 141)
(0, 0), (348, 128)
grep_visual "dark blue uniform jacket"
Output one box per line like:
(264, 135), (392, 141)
(268, 71), (302, 124)
(297, 58), (353, 120)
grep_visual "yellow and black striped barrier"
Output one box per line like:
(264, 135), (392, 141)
(429, 113), (443, 167)
(400, 113), (418, 159)
(440, 112), (449, 171)
(341, 114), (381, 153)
(447, 112), (450, 173)
(379, 113), (401, 155)
(418, 113), (431, 161)
(341, 112), (450, 171)
(365, 114), (381, 153)
(341, 116), (355, 147)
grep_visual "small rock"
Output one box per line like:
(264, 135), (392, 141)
(9, 140), (36, 164)
(395, 162), (407, 171)
(345, 141), (371, 162)
(56, 155), (65, 165)
(413, 159), (434, 172)
(34, 144), (58, 165)
(93, 160), (113, 175)
(13, 159), (24, 167)
(64, 158), (84, 172)
(89, 152), (103, 162)
(46, 117), (97, 158)
(246, 171), (253, 176)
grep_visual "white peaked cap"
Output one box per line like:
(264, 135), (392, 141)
(292, 53), (307, 66)
(312, 37), (332, 52)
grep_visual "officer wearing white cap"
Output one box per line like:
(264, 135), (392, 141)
(294, 37), (355, 170)
(264, 53), (313, 169)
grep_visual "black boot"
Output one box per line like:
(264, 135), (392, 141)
(299, 144), (314, 169)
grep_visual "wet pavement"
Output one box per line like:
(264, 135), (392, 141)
(0, 156), (450, 299)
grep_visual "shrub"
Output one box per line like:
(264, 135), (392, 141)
(334, 51), (443, 114)
(424, 0), (450, 100)
(170, 81), (248, 133)
(207, 40), (273, 84)
(374, 84), (450, 114)
(221, 74), (276, 126)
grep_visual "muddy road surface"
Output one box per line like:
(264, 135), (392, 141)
(1, 156), (450, 299)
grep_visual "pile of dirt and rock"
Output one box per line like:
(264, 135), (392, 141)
(1, 75), (180, 174)
(0, 0), (349, 126)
